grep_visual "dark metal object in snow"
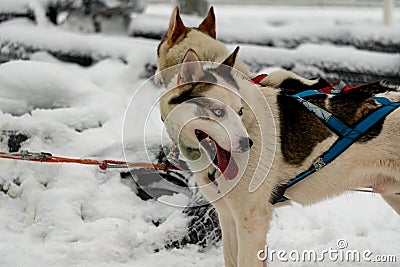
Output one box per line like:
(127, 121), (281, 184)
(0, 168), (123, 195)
(0, 131), (30, 153)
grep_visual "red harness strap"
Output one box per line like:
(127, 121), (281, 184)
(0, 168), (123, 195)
(318, 80), (359, 94)
(250, 74), (268, 85)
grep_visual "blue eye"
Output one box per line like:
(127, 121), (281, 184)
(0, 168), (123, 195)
(212, 109), (224, 117)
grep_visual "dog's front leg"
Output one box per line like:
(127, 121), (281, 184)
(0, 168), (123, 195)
(197, 171), (239, 267)
(213, 199), (238, 267)
(236, 207), (271, 267)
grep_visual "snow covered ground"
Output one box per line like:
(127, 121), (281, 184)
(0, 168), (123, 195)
(0, 3), (399, 267)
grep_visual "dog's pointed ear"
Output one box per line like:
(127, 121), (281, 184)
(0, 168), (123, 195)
(167, 7), (186, 43)
(178, 49), (204, 84)
(198, 6), (216, 39)
(221, 46), (240, 68)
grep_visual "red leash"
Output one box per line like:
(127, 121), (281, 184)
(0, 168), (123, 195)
(0, 150), (182, 171)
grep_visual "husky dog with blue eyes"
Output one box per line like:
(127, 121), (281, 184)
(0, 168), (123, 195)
(157, 7), (400, 267)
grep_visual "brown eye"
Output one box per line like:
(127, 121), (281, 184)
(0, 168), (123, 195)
(238, 107), (243, 116)
(212, 109), (224, 117)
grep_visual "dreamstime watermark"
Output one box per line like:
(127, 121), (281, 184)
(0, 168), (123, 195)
(257, 239), (397, 263)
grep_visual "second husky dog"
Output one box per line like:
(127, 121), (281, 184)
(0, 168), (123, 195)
(156, 6), (250, 87)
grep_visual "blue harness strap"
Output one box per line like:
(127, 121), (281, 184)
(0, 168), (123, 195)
(294, 92), (353, 137)
(270, 91), (400, 205)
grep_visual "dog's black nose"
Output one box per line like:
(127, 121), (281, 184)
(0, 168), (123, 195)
(239, 137), (253, 151)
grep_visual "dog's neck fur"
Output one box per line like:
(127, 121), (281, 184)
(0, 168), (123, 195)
(238, 81), (280, 191)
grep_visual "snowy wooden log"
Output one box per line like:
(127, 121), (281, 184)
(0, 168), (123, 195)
(129, 13), (400, 53)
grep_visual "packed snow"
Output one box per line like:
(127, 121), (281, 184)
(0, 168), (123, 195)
(0, 3), (399, 267)
(131, 6), (400, 44)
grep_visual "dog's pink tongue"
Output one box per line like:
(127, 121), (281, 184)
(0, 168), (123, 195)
(216, 143), (239, 180)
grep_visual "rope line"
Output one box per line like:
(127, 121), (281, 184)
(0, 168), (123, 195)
(0, 150), (182, 171)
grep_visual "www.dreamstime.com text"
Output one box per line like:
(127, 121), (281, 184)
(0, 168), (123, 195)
(257, 239), (397, 263)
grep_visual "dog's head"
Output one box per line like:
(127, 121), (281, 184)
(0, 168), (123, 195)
(160, 48), (252, 180)
(156, 6), (230, 87)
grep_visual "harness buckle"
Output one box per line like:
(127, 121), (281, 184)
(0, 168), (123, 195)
(331, 80), (347, 94)
(313, 157), (326, 170)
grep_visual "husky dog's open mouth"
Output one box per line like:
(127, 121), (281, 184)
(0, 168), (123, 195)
(195, 129), (239, 180)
